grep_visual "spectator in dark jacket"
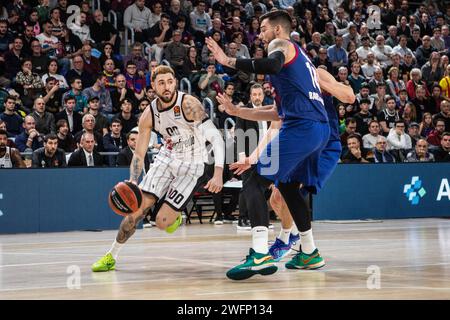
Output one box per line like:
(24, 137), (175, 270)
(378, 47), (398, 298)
(65, 55), (94, 88)
(15, 115), (44, 152)
(342, 134), (371, 163)
(30, 97), (56, 135)
(415, 35), (436, 67)
(372, 136), (396, 163)
(55, 96), (83, 135)
(90, 10), (121, 53)
(74, 114), (105, 152)
(433, 132), (450, 162)
(32, 133), (67, 168)
(103, 118), (128, 166)
(55, 119), (76, 152)
(340, 117), (358, 148)
(3, 37), (26, 79)
(116, 130), (150, 172)
(113, 99), (138, 135)
(110, 74), (138, 114)
(0, 96), (23, 137)
(68, 132), (104, 167)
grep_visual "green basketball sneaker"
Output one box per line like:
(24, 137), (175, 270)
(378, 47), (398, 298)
(226, 248), (278, 280)
(285, 248), (325, 270)
(91, 253), (116, 272)
(165, 213), (182, 234)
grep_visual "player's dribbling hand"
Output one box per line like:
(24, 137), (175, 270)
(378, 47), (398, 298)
(205, 175), (223, 193)
(125, 179), (138, 186)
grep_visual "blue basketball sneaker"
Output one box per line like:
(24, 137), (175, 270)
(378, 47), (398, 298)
(289, 233), (300, 247)
(269, 233), (301, 262)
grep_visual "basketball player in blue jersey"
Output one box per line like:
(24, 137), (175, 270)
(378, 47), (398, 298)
(225, 85), (352, 266)
(207, 10), (355, 280)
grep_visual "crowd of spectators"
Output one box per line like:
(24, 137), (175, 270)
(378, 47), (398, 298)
(1, 0), (450, 169)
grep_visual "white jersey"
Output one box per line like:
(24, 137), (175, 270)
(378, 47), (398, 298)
(150, 91), (207, 163)
(0, 147), (13, 168)
(140, 92), (208, 210)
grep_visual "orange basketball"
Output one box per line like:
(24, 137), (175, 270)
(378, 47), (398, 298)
(108, 181), (143, 216)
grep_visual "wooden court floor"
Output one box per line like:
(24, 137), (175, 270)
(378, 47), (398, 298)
(1, 218), (450, 300)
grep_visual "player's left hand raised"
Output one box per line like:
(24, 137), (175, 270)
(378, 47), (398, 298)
(205, 175), (223, 193)
(205, 37), (228, 66)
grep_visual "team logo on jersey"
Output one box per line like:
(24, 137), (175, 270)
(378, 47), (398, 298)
(166, 138), (174, 151)
(174, 105), (181, 119)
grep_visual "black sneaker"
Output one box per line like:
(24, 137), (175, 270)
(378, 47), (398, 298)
(214, 214), (224, 225)
(143, 216), (152, 228)
(223, 214), (237, 223)
(237, 218), (251, 230)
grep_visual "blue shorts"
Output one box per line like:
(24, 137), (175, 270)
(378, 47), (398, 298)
(291, 138), (341, 194)
(256, 119), (330, 185)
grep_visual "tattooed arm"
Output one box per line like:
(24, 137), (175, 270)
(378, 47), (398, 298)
(129, 106), (153, 184)
(116, 109), (153, 244)
(205, 37), (295, 73)
(182, 94), (208, 122)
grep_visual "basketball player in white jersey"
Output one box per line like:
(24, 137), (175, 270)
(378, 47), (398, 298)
(92, 66), (225, 272)
(0, 130), (25, 168)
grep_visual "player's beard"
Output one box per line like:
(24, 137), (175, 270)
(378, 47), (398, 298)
(158, 90), (176, 103)
(0, 144), (6, 152)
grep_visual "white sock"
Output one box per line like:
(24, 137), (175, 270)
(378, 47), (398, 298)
(278, 227), (292, 244)
(108, 240), (124, 259)
(291, 223), (299, 236)
(252, 226), (269, 254)
(300, 229), (316, 254)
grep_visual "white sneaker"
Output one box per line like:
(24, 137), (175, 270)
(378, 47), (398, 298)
(143, 222), (152, 228)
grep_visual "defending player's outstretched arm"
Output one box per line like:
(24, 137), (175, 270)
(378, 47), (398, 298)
(205, 37), (294, 75)
(183, 94), (225, 193)
(316, 67), (356, 104)
(129, 106), (153, 184)
(216, 93), (280, 121)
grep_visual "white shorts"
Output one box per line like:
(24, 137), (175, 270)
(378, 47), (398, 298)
(139, 152), (206, 211)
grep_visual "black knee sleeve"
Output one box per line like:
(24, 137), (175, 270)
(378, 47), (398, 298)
(278, 182), (311, 232)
